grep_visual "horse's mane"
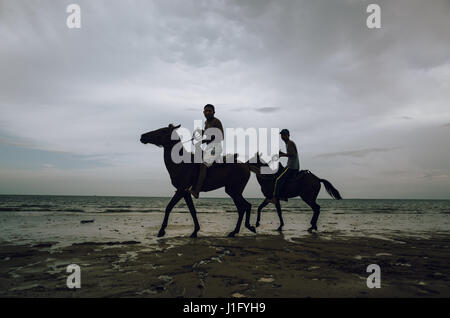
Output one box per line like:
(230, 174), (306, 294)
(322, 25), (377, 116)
(257, 162), (285, 180)
(246, 154), (284, 179)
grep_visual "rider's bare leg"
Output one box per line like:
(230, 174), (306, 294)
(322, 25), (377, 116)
(189, 164), (207, 199)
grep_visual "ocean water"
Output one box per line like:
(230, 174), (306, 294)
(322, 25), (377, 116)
(0, 195), (449, 248)
(2, 195), (450, 214)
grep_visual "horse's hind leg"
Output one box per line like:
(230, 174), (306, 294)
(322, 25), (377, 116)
(158, 190), (184, 237)
(243, 198), (256, 233)
(225, 189), (246, 237)
(300, 181), (321, 233)
(183, 192), (200, 238)
(308, 202), (320, 232)
(275, 201), (284, 231)
(256, 199), (269, 228)
(229, 199), (244, 237)
(301, 197), (320, 232)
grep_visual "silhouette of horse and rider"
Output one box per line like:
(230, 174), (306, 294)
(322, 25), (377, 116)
(140, 104), (342, 237)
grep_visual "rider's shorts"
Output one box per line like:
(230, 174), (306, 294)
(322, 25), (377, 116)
(203, 142), (222, 167)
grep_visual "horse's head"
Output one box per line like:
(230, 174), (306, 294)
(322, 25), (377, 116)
(246, 153), (269, 174)
(247, 152), (283, 176)
(140, 124), (181, 147)
(247, 152), (268, 167)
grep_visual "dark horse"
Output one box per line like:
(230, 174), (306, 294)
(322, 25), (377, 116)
(247, 153), (342, 232)
(140, 124), (256, 238)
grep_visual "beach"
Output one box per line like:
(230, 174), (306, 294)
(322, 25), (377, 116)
(1, 196), (450, 297)
(1, 233), (449, 297)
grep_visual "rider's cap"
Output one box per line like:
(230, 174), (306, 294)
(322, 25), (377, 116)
(280, 129), (290, 136)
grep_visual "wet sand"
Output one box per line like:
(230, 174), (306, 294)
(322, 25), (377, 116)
(1, 233), (449, 297)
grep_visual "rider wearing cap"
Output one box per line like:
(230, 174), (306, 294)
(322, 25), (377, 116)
(269, 129), (300, 204)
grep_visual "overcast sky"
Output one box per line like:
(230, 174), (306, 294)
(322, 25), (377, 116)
(1, 0), (449, 199)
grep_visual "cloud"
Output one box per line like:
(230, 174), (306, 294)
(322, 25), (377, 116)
(0, 0), (449, 197)
(0, 143), (109, 170)
(315, 147), (399, 159)
(254, 107), (280, 113)
(418, 173), (449, 180)
(0, 137), (37, 150)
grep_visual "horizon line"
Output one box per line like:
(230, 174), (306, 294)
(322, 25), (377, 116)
(0, 193), (449, 200)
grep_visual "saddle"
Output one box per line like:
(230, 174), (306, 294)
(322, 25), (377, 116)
(258, 164), (309, 201)
(215, 153), (240, 164)
(259, 163), (309, 182)
(189, 153), (239, 166)
(290, 169), (310, 182)
(189, 153), (240, 191)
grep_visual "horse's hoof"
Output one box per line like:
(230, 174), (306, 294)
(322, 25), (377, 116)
(276, 227), (283, 232)
(247, 226), (256, 233)
(307, 226), (317, 233)
(190, 231), (198, 238)
(227, 232), (236, 238)
(157, 229), (166, 237)
(255, 222), (260, 228)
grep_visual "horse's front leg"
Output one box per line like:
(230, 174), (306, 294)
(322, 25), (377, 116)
(183, 192), (200, 238)
(275, 201), (284, 231)
(256, 199), (269, 228)
(158, 190), (184, 237)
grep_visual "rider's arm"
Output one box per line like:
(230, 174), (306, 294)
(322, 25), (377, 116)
(216, 119), (224, 140)
(279, 142), (296, 158)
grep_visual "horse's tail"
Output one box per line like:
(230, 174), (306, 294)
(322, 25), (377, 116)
(319, 179), (342, 200)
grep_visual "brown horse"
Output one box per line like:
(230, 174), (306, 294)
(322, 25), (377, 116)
(140, 124), (256, 238)
(246, 153), (342, 232)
